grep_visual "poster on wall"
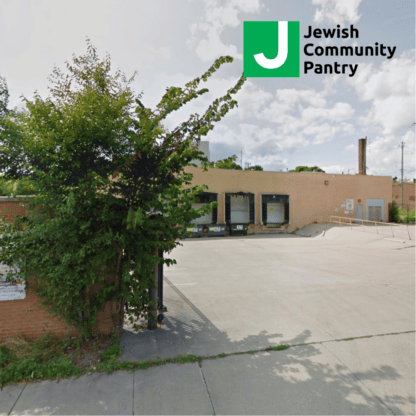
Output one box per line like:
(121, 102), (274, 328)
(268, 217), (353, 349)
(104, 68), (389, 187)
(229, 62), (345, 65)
(346, 199), (354, 210)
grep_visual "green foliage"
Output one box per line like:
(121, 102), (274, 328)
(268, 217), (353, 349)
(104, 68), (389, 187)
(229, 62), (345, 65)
(0, 176), (42, 196)
(0, 39), (246, 340)
(210, 154), (242, 170)
(392, 176), (398, 182)
(389, 200), (400, 223)
(0, 75), (9, 119)
(245, 165), (263, 171)
(389, 201), (415, 223)
(289, 166), (324, 172)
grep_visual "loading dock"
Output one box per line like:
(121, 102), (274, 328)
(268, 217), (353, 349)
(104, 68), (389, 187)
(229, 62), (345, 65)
(225, 192), (255, 235)
(261, 194), (289, 226)
(186, 192), (219, 237)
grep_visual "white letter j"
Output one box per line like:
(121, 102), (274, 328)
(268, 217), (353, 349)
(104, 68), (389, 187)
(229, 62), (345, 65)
(254, 21), (288, 69)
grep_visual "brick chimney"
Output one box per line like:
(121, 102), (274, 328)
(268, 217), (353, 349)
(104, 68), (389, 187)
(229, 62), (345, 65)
(359, 138), (366, 175)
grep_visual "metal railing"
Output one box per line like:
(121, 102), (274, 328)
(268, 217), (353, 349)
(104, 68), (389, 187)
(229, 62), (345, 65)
(329, 216), (411, 241)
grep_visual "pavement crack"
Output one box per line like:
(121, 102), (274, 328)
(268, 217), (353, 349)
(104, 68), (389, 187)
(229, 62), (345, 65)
(7, 384), (26, 416)
(198, 361), (216, 415)
(132, 370), (135, 416)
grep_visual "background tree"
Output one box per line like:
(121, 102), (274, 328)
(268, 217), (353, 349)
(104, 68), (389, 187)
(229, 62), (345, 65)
(0, 40), (246, 339)
(210, 154), (242, 170)
(289, 165), (324, 172)
(245, 165), (263, 171)
(0, 75), (10, 119)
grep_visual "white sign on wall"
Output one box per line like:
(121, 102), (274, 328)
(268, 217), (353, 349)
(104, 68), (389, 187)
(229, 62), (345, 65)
(341, 203), (346, 208)
(346, 199), (354, 210)
(0, 263), (26, 301)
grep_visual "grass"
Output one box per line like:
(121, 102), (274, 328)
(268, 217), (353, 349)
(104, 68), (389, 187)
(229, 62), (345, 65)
(1, 328), (415, 391)
(397, 208), (416, 223)
(0, 329), (290, 391)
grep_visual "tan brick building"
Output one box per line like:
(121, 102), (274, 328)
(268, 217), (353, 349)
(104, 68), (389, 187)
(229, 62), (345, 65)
(183, 167), (392, 233)
(392, 182), (416, 210)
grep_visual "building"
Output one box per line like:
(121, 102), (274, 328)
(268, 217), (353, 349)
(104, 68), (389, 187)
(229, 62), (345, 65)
(180, 137), (392, 234)
(183, 166), (392, 234)
(392, 182), (416, 210)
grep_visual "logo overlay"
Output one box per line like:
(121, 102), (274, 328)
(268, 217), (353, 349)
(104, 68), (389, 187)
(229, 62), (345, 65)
(244, 21), (397, 78)
(244, 21), (300, 77)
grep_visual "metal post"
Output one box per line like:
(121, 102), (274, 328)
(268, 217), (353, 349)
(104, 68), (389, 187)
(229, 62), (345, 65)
(157, 249), (167, 313)
(401, 142), (404, 209)
(147, 248), (158, 330)
(339, 218), (341, 227)
(350, 217), (352, 230)
(407, 223), (411, 240)
(375, 221), (378, 234)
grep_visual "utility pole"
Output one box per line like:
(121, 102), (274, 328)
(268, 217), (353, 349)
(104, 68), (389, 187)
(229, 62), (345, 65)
(401, 141), (404, 208)
(241, 150), (243, 170)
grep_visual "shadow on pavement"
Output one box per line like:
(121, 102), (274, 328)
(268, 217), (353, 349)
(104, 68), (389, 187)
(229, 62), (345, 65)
(118, 278), (415, 415)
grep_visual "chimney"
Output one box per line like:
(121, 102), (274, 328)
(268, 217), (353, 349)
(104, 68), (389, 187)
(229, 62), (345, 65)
(359, 138), (366, 175)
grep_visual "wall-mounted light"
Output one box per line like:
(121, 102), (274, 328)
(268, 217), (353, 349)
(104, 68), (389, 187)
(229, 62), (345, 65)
(324, 181), (329, 185)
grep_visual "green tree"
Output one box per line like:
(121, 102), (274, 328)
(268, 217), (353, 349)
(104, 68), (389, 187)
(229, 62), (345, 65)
(0, 75), (10, 119)
(289, 165), (324, 172)
(245, 165), (263, 171)
(0, 176), (42, 196)
(0, 39), (246, 339)
(210, 154), (242, 170)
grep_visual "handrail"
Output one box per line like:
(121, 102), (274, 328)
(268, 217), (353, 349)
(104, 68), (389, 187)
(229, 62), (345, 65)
(329, 216), (411, 240)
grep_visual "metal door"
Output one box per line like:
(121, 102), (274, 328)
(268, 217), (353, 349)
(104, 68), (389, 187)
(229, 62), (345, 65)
(366, 199), (385, 222)
(267, 202), (285, 223)
(369, 206), (382, 222)
(355, 204), (363, 223)
(231, 195), (250, 223)
(375, 207), (381, 222)
(192, 203), (213, 224)
(369, 206), (375, 221)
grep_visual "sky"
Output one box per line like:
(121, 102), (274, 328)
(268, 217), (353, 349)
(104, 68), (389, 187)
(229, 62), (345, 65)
(1, 0), (415, 179)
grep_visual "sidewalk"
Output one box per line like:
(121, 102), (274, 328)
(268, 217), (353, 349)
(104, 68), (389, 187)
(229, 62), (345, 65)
(1, 333), (414, 415)
(1, 226), (415, 415)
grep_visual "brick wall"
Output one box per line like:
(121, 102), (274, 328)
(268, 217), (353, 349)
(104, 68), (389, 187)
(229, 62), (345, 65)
(0, 197), (125, 341)
(0, 197), (35, 228)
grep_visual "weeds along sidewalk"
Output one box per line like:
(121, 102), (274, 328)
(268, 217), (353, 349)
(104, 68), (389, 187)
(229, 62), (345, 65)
(5, 327), (414, 390)
(0, 328), (291, 391)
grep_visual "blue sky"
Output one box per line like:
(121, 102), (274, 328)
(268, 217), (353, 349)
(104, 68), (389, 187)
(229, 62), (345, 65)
(1, 0), (415, 178)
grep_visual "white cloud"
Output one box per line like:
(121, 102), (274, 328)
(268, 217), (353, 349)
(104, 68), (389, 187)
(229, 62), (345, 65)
(312, 0), (362, 25)
(320, 165), (347, 174)
(346, 49), (415, 136)
(187, 0), (261, 61)
(345, 144), (357, 151)
(366, 130), (415, 176)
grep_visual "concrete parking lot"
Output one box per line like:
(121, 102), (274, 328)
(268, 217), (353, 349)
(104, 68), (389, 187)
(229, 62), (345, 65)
(1, 224), (415, 415)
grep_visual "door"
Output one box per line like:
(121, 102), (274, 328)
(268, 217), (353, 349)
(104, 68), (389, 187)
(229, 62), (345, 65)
(368, 206), (382, 222)
(355, 204), (363, 223)
(375, 207), (382, 222)
(230, 195), (250, 223)
(267, 202), (285, 223)
(369, 206), (374, 221)
(366, 199), (385, 222)
(192, 203), (213, 224)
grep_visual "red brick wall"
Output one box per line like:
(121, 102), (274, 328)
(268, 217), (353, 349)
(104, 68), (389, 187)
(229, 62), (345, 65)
(0, 197), (125, 341)
(0, 198), (35, 228)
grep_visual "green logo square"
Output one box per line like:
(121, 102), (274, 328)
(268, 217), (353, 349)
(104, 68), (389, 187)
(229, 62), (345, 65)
(244, 21), (300, 77)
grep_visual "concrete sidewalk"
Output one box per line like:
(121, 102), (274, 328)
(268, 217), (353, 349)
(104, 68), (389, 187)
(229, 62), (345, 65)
(1, 225), (415, 415)
(1, 333), (414, 415)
